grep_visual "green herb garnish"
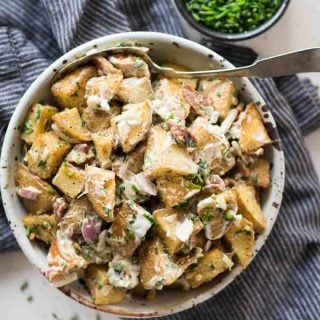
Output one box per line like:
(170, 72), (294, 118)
(23, 122), (34, 135)
(38, 160), (47, 169)
(35, 105), (41, 120)
(20, 281), (29, 291)
(224, 210), (234, 221)
(185, 0), (283, 34)
(143, 213), (155, 224)
(133, 58), (144, 68)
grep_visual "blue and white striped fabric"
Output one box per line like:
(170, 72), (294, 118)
(1, 1), (320, 319)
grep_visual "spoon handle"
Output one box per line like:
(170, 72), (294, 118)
(169, 47), (320, 79)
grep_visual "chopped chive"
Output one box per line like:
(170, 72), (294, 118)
(20, 281), (29, 291)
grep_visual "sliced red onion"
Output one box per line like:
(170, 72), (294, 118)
(81, 217), (101, 243)
(17, 186), (42, 200)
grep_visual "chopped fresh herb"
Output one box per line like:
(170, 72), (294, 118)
(66, 172), (75, 177)
(127, 201), (136, 211)
(23, 122), (34, 135)
(186, 182), (202, 190)
(243, 225), (252, 235)
(251, 175), (258, 184)
(96, 315), (101, 320)
(20, 281), (29, 291)
(224, 210), (234, 221)
(184, 134), (197, 148)
(166, 113), (174, 120)
(70, 315), (80, 320)
(143, 213), (155, 224)
(185, 0), (283, 34)
(201, 209), (213, 223)
(174, 199), (188, 210)
(47, 188), (56, 195)
(81, 119), (86, 127)
(131, 184), (140, 193)
(97, 284), (103, 290)
(35, 105), (41, 120)
(103, 205), (111, 215)
(70, 91), (78, 97)
(52, 314), (58, 319)
(27, 295), (33, 302)
(133, 58), (144, 68)
(209, 264), (215, 270)
(25, 226), (34, 237)
(124, 229), (135, 243)
(155, 279), (164, 287)
(38, 160), (47, 169)
(129, 219), (135, 225)
(114, 264), (124, 273)
(74, 247), (81, 255)
(70, 82), (81, 97)
(60, 261), (66, 267)
(216, 91), (221, 98)
(119, 183), (125, 192)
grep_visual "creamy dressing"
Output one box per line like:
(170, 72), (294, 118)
(222, 254), (234, 270)
(108, 254), (140, 289)
(175, 218), (194, 242)
(197, 197), (215, 213)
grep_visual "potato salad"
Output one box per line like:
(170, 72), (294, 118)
(15, 48), (272, 304)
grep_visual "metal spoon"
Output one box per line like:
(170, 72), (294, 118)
(53, 46), (320, 82)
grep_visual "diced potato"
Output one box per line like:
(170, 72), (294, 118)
(185, 247), (231, 288)
(46, 230), (87, 285)
(188, 116), (215, 148)
(125, 142), (146, 174)
(235, 185), (266, 232)
(15, 163), (57, 214)
(59, 197), (94, 233)
(111, 101), (152, 153)
(238, 158), (270, 188)
(52, 161), (86, 198)
(199, 79), (236, 119)
(82, 105), (120, 133)
(143, 126), (198, 179)
(224, 218), (254, 268)
(109, 54), (150, 78)
(86, 166), (116, 222)
(85, 264), (126, 305)
(52, 108), (91, 142)
(197, 190), (237, 240)
(116, 77), (153, 104)
(140, 238), (184, 290)
(92, 128), (115, 169)
(156, 176), (201, 208)
(21, 104), (58, 145)
(239, 103), (272, 153)
(23, 214), (58, 244)
(153, 78), (190, 120)
(153, 208), (200, 255)
(24, 131), (71, 179)
(108, 201), (154, 257)
(51, 66), (97, 112)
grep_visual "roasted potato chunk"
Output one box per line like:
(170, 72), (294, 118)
(52, 161), (86, 198)
(143, 126), (197, 178)
(140, 238), (184, 290)
(125, 142), (146, 174)
(153, 208), (201, 255)
(199, 79), (236, 119)
(107, 201), (154, 257)
(185, 247), (232, 288)
(82, 105), (120, 133)
(238, 158), (270, 188)
(188, 116), (214, 148)
(24, 131), (71, 179)
(85, 264), (126, 305)
(46, 230), (87, 286)
(224, 218), (254, 268)
(92, 128), (115, 169)
(51, 66), (97, 112)
(23, 214), (58, 244)
(21, 104), (58, 145)
(116, 77), (153, 104)
(52, 108), (91, 142)
(235, 185), (265, 232)
(156, 176), (201, 208)
(239, 103), (272, 153)
(15, 163), (57, 214)
(86, 166), (116, 222)
(111, 101), (152, 153)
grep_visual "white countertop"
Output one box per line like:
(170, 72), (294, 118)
(1, 1), (320, 319)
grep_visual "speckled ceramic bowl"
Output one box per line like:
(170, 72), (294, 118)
(0, 32), (285, 318)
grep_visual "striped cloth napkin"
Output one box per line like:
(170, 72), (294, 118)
(1, 1), (320, 319)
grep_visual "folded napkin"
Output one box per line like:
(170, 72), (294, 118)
(1, 1), (320, 319)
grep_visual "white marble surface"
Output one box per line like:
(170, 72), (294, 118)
(1, 1), (320, 319)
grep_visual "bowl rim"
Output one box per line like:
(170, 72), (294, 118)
(173, 0), (290, 41)
(0, 31), (285, 318)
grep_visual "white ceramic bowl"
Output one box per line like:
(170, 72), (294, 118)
(0, 32), (285, 318)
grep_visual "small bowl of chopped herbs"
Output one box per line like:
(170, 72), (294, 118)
(173, 0), (290, 41)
